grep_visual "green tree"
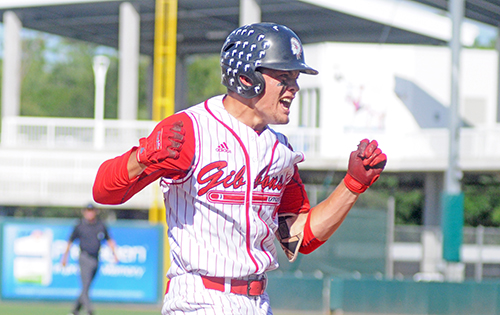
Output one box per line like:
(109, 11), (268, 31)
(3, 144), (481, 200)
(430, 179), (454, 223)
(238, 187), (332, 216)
(366, 174), (424, 225)
(472, 36), (497, 49)
(19, 31), (150, 119)
(463, 182), (500, 227)
(187, 54), (226, 105)
(137, 55), (151, 119)
(21, 35), (96, 117)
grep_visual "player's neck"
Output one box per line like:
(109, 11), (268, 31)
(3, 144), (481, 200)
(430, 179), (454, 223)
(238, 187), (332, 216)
(223, 93), (266, 133)
(84, 216), (97, 224)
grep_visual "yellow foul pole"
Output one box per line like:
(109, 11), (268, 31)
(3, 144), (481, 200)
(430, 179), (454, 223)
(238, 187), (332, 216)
(152, 0), (178, 122)
(150, 0), (177, 222)
(150, 0), (178, 295)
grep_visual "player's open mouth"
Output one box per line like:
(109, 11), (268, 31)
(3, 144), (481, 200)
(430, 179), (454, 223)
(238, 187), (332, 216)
(280, 97), (293, 109)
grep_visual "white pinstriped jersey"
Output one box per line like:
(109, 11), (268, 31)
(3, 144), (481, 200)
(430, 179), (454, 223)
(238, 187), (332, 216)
(161, 95), (305, 279)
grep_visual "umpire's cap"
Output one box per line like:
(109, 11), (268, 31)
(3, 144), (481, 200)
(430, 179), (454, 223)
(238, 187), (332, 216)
(85, 203), (97, 211)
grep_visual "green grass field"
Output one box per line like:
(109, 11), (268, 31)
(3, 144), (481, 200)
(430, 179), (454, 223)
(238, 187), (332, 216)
(0, 301), (323, 315)
(0, 301), (161, 315)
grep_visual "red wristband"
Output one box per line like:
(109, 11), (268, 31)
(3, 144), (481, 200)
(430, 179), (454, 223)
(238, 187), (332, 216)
(299, 211), (326, 254)
(344, 173), (368, 194)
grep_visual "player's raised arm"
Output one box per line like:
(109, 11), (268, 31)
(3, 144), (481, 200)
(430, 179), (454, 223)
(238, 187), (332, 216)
(306, 139), (386, 245)
(93, 113), (195, 205)
(277, 139), (387, 260)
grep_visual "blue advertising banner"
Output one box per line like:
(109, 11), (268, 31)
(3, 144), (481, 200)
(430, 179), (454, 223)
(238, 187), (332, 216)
(1, 219), (163, 303)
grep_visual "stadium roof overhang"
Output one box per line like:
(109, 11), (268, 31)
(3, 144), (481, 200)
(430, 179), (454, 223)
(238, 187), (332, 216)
(0, 0), (495, 58)
(414, 0), (500, 27)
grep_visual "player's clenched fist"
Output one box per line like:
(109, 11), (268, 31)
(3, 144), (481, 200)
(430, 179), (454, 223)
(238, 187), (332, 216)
(136, 120), (185, 167)
(344, 139), (387, 194)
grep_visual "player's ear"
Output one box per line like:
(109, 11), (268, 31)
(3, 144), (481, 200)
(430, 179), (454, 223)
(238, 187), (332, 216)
(239, 75), (253, 87)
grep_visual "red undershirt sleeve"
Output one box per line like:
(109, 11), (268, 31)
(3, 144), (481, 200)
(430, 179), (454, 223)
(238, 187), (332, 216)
(93, 112), (195, 205)
(277, 165), (311, 215)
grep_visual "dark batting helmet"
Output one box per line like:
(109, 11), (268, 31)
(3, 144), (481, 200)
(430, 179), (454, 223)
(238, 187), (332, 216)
(220, 22), (318, 99)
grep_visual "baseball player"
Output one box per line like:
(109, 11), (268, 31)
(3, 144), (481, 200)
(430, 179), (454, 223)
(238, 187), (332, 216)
(93, 22), (387, 314)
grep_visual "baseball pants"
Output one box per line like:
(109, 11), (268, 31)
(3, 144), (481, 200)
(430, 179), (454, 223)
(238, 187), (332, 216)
(162, 273), (272, 315)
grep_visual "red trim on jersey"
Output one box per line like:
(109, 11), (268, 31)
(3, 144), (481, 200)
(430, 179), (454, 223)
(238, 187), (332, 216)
(262, 140), (278, 184)
(93, 112), (196, 205)
(204, 100), (260, 274)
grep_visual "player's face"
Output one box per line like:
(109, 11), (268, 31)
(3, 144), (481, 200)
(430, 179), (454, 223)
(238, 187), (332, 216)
(256, 68), (300, 126)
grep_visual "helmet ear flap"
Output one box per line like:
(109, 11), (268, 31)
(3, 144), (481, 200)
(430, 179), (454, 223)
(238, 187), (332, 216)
(253, 70), (265, 96)
(235, 70), (266, 98)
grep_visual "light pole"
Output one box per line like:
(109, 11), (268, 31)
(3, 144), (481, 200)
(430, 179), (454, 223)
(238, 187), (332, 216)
(92, 55), (110, 149)
(442, 0), (465, 282)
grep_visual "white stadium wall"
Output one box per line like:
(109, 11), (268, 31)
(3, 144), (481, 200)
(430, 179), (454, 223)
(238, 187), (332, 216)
(273, 43), (499, 171)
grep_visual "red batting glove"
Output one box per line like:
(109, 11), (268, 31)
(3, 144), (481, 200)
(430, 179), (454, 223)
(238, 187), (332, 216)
(344, 139), (387, 193)
(136, 120), (185, 167)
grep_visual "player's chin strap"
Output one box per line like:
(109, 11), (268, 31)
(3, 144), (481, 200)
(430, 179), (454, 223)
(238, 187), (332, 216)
(275, 214), (304, 262)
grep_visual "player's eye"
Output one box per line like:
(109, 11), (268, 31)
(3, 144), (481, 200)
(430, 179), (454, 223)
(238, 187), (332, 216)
(279, 75), (291, 82)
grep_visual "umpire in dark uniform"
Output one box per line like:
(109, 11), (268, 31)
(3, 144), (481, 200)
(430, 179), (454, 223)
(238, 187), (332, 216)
(61, 203), (119, 315)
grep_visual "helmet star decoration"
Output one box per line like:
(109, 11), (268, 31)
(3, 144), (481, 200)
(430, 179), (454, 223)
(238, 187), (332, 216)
(290, 37), (302, 60)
